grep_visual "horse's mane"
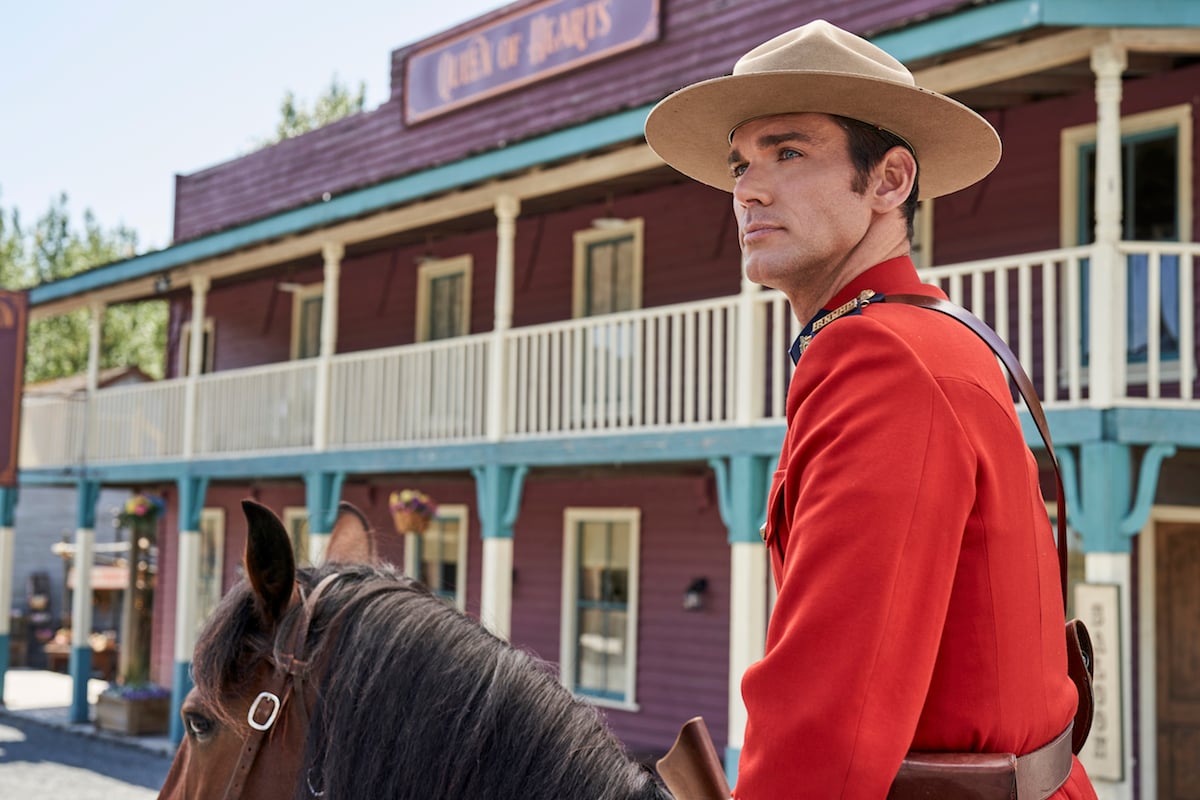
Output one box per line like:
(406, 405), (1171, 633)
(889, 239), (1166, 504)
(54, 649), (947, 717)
(193, 562), (671, 800)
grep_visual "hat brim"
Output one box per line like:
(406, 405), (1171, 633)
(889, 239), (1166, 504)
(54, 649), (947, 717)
(644, 71), (1001, 200)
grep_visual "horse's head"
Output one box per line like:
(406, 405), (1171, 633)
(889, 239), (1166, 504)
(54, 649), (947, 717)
(158, 499), (372, 800)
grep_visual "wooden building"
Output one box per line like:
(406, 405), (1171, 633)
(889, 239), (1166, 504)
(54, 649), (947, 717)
(4, 1), (1200, 796)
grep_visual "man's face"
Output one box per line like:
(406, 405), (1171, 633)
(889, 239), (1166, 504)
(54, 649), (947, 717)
(728, 113), (872, 295)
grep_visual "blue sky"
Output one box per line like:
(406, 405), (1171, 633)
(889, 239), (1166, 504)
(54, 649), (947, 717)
(1, 0), (503, 252)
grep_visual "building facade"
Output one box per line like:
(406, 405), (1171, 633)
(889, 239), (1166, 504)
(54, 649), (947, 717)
(3, 1), (1199, 797)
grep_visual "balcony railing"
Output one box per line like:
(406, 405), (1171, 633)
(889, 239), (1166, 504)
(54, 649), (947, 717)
(19, 243), (1199, 470)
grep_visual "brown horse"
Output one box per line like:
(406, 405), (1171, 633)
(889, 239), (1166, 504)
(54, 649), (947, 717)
(157, 500), (671, 800)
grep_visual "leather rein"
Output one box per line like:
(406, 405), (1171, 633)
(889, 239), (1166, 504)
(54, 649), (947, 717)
(221, 573), (339, 800)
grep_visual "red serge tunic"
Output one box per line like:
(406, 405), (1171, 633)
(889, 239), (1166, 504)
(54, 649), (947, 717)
(734, 257), (1097, 799)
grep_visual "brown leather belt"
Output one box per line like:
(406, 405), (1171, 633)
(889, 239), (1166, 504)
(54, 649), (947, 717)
(890, 723), (1073, 800)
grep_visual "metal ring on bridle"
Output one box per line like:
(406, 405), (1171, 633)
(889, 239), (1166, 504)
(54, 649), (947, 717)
(247, 691), (282, 731)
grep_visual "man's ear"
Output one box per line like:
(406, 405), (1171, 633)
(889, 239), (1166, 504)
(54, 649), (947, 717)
(871, 146), (918, 213)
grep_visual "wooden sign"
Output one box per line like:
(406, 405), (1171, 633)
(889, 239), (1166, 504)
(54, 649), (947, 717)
(1075, 582), (1123, 780)
(404, 0), (660, 123)
(0, 290), (28, 486)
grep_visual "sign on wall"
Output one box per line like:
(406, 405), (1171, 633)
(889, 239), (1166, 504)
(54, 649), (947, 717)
(0, 290), (28, 487)
(1075, 582), (1123, 780)
(404, 0), (660, 124)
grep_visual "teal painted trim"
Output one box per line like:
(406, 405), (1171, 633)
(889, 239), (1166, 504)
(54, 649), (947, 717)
(1076, 441), (1133, 553)
(709, 455), (773, 544)
(0, 486), (16, 527)
(170, 660), (193, 745)
(874, 0), (1200, 63)
(471, 464), (528, 539)
(1058, 447), (1083, 534)
(724, 746), (740, 790)
(29, 105), (654, 308)
(0, 634), (8, 700)
(1112, 407), (1200, 447)
(304, 471), (346, 534)
(18, 426), (788, 487)
(69, 645), (92, 723)
(177, 476), (209, 532)
(1018, 409), (1104, 449)
(1121, 443), (1176, 536)
(75, 480), (101, 530)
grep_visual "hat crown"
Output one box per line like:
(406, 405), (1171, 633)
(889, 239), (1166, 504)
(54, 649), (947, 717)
(733, 19), (913, 87)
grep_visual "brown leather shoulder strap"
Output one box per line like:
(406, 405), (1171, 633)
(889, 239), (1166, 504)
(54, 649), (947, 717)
(882, 293), (1069, 609)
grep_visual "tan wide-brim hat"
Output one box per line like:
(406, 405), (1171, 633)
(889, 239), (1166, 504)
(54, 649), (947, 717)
(644, 19), (1001, 200)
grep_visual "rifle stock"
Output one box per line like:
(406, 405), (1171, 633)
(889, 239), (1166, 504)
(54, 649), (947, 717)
(655, 717), (732, 800)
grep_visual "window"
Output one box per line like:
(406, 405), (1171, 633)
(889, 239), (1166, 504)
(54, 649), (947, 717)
(414, 504), (468, 610)
(416, 256), (472, 342)
(197, 508), (226, 632)
(911, 200), (934, 270)
(282, 506), (310, 567)
(178, 317), (214, 375)
(1061, 104), (1192, 369)
(572, 219), (644, 318)
(291, 285), (324, 359)
(560, 507), (640, 709)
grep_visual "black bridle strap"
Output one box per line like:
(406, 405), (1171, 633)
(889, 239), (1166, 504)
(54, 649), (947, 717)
(221, 574), (340, 800)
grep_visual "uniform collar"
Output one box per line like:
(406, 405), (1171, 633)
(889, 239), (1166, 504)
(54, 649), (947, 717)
(788, 256), (925, 364)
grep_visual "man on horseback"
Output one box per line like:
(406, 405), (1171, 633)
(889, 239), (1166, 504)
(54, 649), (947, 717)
(644, 19), (1098, 799)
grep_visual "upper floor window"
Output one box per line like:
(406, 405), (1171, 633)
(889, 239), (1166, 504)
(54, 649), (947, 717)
(573, 219), (644, 318)
(291, 284), (324, 360)
(560, 507), (640, 709)
(178, 317), (214, 375)
(1062, 104), (1192, 368)
(416, 256), (472, 342)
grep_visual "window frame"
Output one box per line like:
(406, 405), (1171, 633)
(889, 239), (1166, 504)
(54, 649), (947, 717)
(413, 503), (469, 610)
(282, 505), (310, 567)
(415, 255), (473, 342)
(290, 283), (324, 360)
(572, 218), (645, 318)
(196, 507), (226, 632)
(559, 506), (641, 711)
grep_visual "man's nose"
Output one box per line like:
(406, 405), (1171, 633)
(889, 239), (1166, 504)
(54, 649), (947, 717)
(732, 166), (770, 207)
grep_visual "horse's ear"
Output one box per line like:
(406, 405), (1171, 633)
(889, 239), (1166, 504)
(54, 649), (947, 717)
(324, 501), (378, 565)
(241, 499), (295, 627)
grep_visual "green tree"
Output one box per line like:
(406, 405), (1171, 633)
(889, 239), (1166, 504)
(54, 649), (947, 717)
(0, 192), (167, 384)
(261, 73), (366, 146)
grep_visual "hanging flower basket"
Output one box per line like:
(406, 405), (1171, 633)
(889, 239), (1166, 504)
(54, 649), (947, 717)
(389, 489), (437, 534)
(117, 493), (165, 536)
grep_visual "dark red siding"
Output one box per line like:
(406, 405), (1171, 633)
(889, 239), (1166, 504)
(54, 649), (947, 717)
(172, 0), (965, 242)
(511, 471), (732, 756)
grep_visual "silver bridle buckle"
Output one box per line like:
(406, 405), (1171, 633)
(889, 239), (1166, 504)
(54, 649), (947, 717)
(247, 691), (282, 731)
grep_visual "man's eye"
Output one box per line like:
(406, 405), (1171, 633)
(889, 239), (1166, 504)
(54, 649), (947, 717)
(730, 163), (747, 178)
(779, 148), (802, 160)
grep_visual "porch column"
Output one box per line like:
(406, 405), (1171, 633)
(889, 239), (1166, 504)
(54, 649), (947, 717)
(1060, 440), (1174, 798)
(487, 195), (520, 442)
(84, 303), (103, 460)
(0, 487), (16, 701)
(471, 463), (528, 639)
(313, 242), (343, 452)
(305, 470), (346, 564)
(69, 480), (101, 723)
(735, 272), (765, 424)
(1087, 43), (1127, 407)
(710, 455), (772, 785)
(182, 276), (210, 457)
(170, 476), (209, 744)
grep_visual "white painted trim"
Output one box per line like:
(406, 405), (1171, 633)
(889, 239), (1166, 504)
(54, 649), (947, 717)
(560, 506), (641, 709)
(572, 218), (644, 318)
(174, 530), (201, 661)
(480, 537), (513, 640)
(0, 527), (13, 636)
(728, 541), (767, 752)
(417, 504), (469, 610)
(308, 531), (331, 566)
(70, 528), (95, 649)
(289, 283), (324, 360)
(282, 506), (310, 566)
(177, 316), (215, 376)
(912, 199), (934, 269)
(415, 255), (473, 343)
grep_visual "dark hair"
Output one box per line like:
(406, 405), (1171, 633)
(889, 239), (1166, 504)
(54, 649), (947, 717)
(194, 562), (670, 800)
(833, 115), (920, 242)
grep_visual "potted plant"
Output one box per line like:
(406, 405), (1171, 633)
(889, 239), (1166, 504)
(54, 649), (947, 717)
(96, 492), (169, 735)
(389, 489), (437, 534)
